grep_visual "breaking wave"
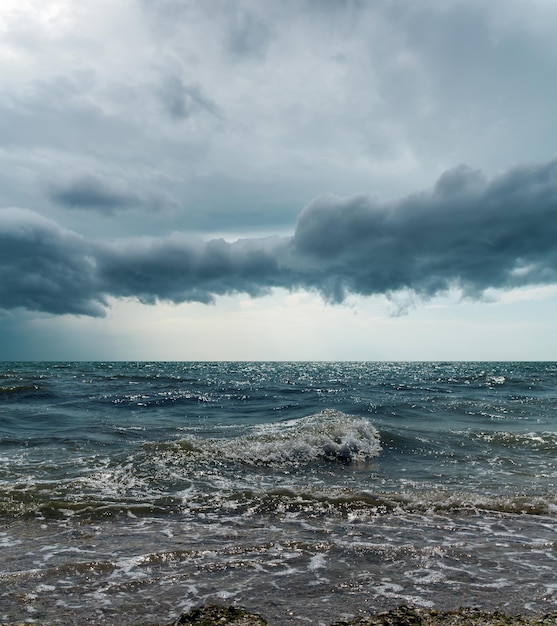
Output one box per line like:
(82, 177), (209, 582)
(173, 409), (382, 466)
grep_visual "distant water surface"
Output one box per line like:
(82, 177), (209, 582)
(0, 361), (556, 624)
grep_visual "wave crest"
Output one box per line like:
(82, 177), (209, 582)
(189, 410), (382, 467)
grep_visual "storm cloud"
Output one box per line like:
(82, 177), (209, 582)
(3, 0), (557, 242)
(292, 160), (557, 302)
(0, 208), (105, 316)
(1, 159), (557, 317)
(96, 233), (288, 305)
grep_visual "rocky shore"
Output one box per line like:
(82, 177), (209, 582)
(168, 605), (557, 626)
(5, 604), (557, 626)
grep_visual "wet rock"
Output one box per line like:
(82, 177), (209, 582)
(2, 604), (557, 625)
(330, 605), (557, 626)
(167, 604), (557, 626)
(170, 605), (267, 625)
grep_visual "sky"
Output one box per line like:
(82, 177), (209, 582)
(1, 0), (557, 361)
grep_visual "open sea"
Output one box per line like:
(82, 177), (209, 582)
(1, 361), (556, 625)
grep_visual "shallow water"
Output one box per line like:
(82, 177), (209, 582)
(1, 362), (556, 624)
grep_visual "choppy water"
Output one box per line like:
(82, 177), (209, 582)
(0, 361), (556, 624)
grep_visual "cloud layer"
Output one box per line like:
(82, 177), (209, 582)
(292, 160), (557, 302)
(2, 0), (557, 241)
(2, 159), (557, 317)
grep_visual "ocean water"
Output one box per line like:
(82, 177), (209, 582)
(0, 361), (556, 625)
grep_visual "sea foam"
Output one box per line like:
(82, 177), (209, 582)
(186, 409), (382, 467)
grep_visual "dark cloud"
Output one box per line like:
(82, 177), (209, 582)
(2, 159), (557, 316)
(0, 208), (105, 316)
(292, 160), (557, 302)
(49, 174), (137, 213)
(48, 174), (179, 216)
(95, 234), (288, 305)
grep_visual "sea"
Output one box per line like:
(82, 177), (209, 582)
(0, 361), (556, 625)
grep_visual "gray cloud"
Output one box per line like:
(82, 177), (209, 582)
(49, 174), (137, 213)
(96, 234), (288, 305)
(47, 173), (178, 216)
(0, 208), (105, 316)
(226, 8), (272, 59)
(3, 0), (557, 243)
(1, 159), (557, 316)
(159, 75), (224, 122)
(292, 160), (557, 302)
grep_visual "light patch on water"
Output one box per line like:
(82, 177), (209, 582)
(0, 532), (21, 548)
(374, 579), (404, 596)
(112, 555), (151, 577)
(308, 553), (327, 571)
(404, 568), (446, 585)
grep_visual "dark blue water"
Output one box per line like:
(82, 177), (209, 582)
(1, 362), (556, 624)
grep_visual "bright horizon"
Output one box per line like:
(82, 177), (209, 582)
(1, 0), (557, 361)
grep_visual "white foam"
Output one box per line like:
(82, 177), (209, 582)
(112, 555), (151, 577)
(0, 533), (21, 548)
(308, 553), (327, 571)
(189, 410), (381, 467)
